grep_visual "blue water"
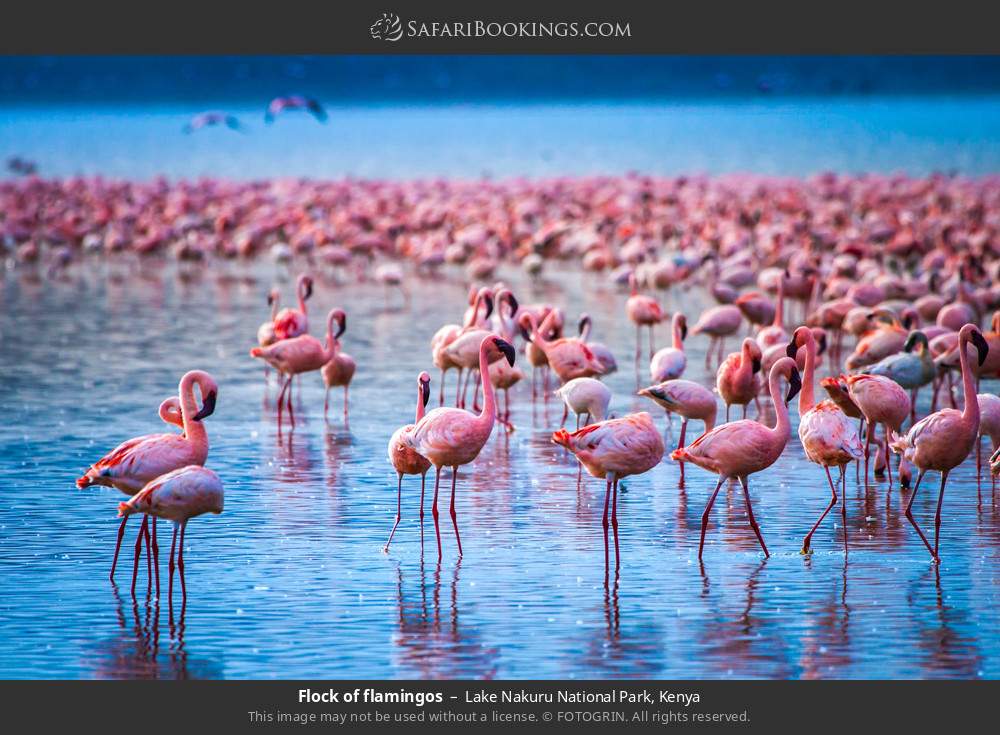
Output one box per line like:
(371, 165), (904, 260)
(0, 263), (999, 679)
(4, 97), (1000, 179)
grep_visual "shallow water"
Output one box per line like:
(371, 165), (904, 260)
(1, 262), (998, 679)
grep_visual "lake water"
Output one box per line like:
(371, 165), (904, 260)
(1, 260), (998, 680)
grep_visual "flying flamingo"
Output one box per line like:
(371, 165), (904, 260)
(552, 412), (664, 566)
(322, 320), (357, 422)
(890, 324), (989, 562)
(788, 326), (863, 553)
(273, 274), (313, 340)
(691, 304), (743, 368)
(716, 337), (762, 421)
(845, 373), (911, 488)
(555, 377), (612, 429)
(265, 95), (327, 124)
(384, 372), (432, 552)
(638, 379), (716, 483)
(673, 357), (802, 560)
(182, 111), (243, 134)
(404, 335), (516, 558)
(118, 465), (224, 601)
(649, 313), (688, 382)
(250, 308), (345, 425)
(76, 371), (218, 592)
(626, 273), (664, 360)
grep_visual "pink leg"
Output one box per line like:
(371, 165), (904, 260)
(168, 524), (178, 604)
(143, 513), (152, 593)
(449, 467), (462, 556)
(178, 522), (187, 599)
(904, 469), (937, 561)
(648, 325), (655, 361)
(323, 387), (330, 420)
(431, 467), (442, 559)
(383, 473), (403, 552)
(439, 369), (446, 406)
(130, 515), (147, 597)
(802, 466), (838, 553)
(611, 477), (621, 567)
(635, 325), (641, 361)
(343, 386), (350, 421)
(883, 424), (893, 489)
(933, 471), (948, 562)
(110, 515), (128, 582)
(739, 475), (769, 557)
(863, 420), (875, 486)
(840, 466), (848, 554)
(151, 517), (160, 597)
(454, 368), (464, 407)
(560, 402), (568, 427)
(602, 476), (612, 529)
(677, 418), (688, 484)
(698, 477), (725, 560)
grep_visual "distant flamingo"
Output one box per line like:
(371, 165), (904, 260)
(756, 275), (788, 348)
(649, 313), (688, 382)
(256, 288), (281, 380)
(976, 393), (1000, 494)
(673, 357), (802, 560)
(250, 308), (344, 425)
(626, 273), (664, 360)
(577, 314), (618, 375)
(846, 373), (911, 488)
(322, 326), (356, 422)
(890, 324), (989, 562)
(404, 335), (516, 558)
(183, 111), (243, 134)
(519, 312), (604, 384)
(788, 327), (863, 553)
(716, 337), (762, 421)
(432, 287), (493, 405)
(76, 371), (218, 591)
(265, 95), (327, 124)
(384, 372), (432, 552)
(273, 274), (313, 340)
(118, 465), (224, 601)
(691, 304), (743, 368)
(555, 377), (611, 429)
(638, 379), (716, 483)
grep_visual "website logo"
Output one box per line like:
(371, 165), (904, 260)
(370, 12), (403, 42)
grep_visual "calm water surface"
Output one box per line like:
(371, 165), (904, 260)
(0, 263), (998, 679)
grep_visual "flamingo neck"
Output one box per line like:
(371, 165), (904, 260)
(579, 318), (592, 342)
(269, 297), (279, 321)
(179, 374), (208, 448)
(672, 317), (683, 350)
(464, 292), (482, 328)
(297, 281), (308, 315)
(959, 334), (979, 426)
(740, 343), (754, 377)
(774, 280), (784, 327)
(322, 313), (338, 363)
(768, 370), (791, 440)
(414, 385), (426, 423)
(477, 341), (498, 427)
(529, 314), (551, 350)
(799, 335), (816, 414)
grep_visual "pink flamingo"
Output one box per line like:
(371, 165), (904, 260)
(845, 373), (911, 488)
(273, 274), (313, 340)
(118, 465), (224, 601)
(890, 324), (989, 562)
(756, 275), (788, 349)
(788, 327), (863, 553)
(256, 288), (281, 379)
(716, 337), (762, 421)
(638, 379), (716, 483)
(404, 335), (516, 558)
(322, 321), (357, 422)
(691, 304), (743, 368)
(264, 95), (327, 123)
(250, 308), (345, 425)
(555, 377), (612, 429)
(626, 273), (664, 360)
(432, 287), (493, 407)
(552, 412), (664, 566)
(976, 393), (1000, 496)
(384, 372), (433, 552)
(649, 313), (688, 382)
(76, 371), (217, 591)
(673, 357), (802, 560)
(519, 312), (605, 384)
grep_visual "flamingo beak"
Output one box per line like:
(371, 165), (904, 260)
(507, 293), (519, 317)
(786, 339), (798, 359)
(495, 338), (516, 366)
(577, 315), (589, 335)
(192, 390), (217, 421)
(752, 357), (762, 374)
(303, 279), (313, 300)
(680, 319), (688, 341)
(817, 333), (828, 356)
(335, 313), (347, 339)
(483, 294), (494, 321)
(420, 378), (431, 407)
(785, 368), (802, 404)
(267, 293), (275, 306)
(972, 330), (990, 367)
(903, 331), (919, 353)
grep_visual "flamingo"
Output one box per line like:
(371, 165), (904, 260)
(264, 95), (327, 124)
(488, 349), (524, 430)
(404, 335), (516, 558)
(716, 337), (762, 421)
(890, 324), (989, 562)
(577, 313), (618, 375)
(673, 357), (802, 560)
(118, 465), (224, 601)
(638, 379), (716, 483)
(756, 275), (788, 349)
(626, 273), (664, 360)
(845, 308), (908, 371)
(384, 372), (432, 552)
(649, 313), (688, 382)
(976, 393), (1000, 494)
(552, 412), (664, 566)
(691, 304), (743, 368)
(76, 371), (218, 591)
(787, 327), (863, 553)
(256, 288), (281, 380)
(846, 373), (911, 488)
(432, 286), (493, 406)
(182, 111), (243, 134)
(555, 377), (611, 429)
(867, 330), (936, 421)
(322, 326), (357, 422)
(273, 274), (313, 340)
(519, 312), (604, 384)
(250, 308), (345, 425)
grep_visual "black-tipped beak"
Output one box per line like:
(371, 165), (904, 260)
(483, 294), (494, 321)
(577, 315), (589, 336)
(335, 313), (347, 339)
(267, 293), (275, 306)
(817, 333), (828, 357)
(495, 338), (516, 366)
(680, 321), (688, 341)
(303, 279), (313, 300)
(420, 378), (430, 407)
(785, 368), (802, 404)
(786, 340), (798, 359)
(752, 357), (762, 374)
(192, 390), (217, 421)
(972, 330), (990, 367)
(507, 293), (519, 317)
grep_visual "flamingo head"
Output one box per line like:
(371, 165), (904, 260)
(903, 330), (929, 354)
(785, 366), (802, 405)
(812, 328), (827, 356)
(577, 313), (592, 337)
(961, 324), (989, 366)
(505, 291), (519, 317)
(676, 313), (688, 341)
(299, 274), (314, 301)
(490, 336), (516, 367)
(331, 309), (347, 339)
(192, 388), (217, 421)
(418, 371), (431, 407)
(267, 288), (280, 306)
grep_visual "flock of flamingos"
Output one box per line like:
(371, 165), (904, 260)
(8, 172), (993, 603)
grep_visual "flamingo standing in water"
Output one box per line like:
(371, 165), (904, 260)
(691, 304), (743, 368)
(638, 379), (716, 483)
(250, 308), (345, 425)
(384, 372), (432, 552)
(118, 465), (224, 601)
(552, 412), (664, 566)
(322, 318), (357, 422)
(76, 371), (218, 592)
(716, 338), (762, 421)
(432, 288), (493, 408)
(626, 273), (664, 360)
(519, 312), (605, 384)
(673, 357), (802, 560)
(788, 327), (863, 553)
(273, 274), (313, 340)
(890, 324), (989, 562)
(404, 335), (516, 558)
(577, 314), (618, 375)
(846, 373), (911, 488)
(555, 377), (612, 429)
(976, 393), (1000, 495)
(256, 288), (281, 380)
(649, 313), (688, 382)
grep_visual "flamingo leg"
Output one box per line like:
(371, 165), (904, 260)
(863, 420), (875, 486)
(904, 469), (936, 560)
(151, 517), (159, 597)
(611, 477), (621, 567)
(575, 412), (580, 431)
(741, 403), (747, 420)
(343, 385), (350, 421)
(698, 478), (725, 560)
(178, 522), (187, 599)
(143, 516), (152, 594)
(739, 475), (769, 558)
(933, 470), (948, 562)
(802, 465), (838, 553)
(431, 467), (442, 559)
(635, 325), (641, 361)
(677, 418), (688, 484)
(648, 324), (655, 361)
(454, 368), (464, 408)
(840, 466), (848, 554)
(883, 424), (893, 489)
(110, 515), (129, 582)
(438, 369), (446, 406)
(276, 376), (289, 425)
(130, 515), (147, 597)
(168, 523), (178, 604)
(560, 402), (568, 427)
(323, 387), (330, 420)
(384, 472), (403, 553)
(449, 466), (462, 556)
(287, 376), (295, 426)
(602, 476), (612, 529)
